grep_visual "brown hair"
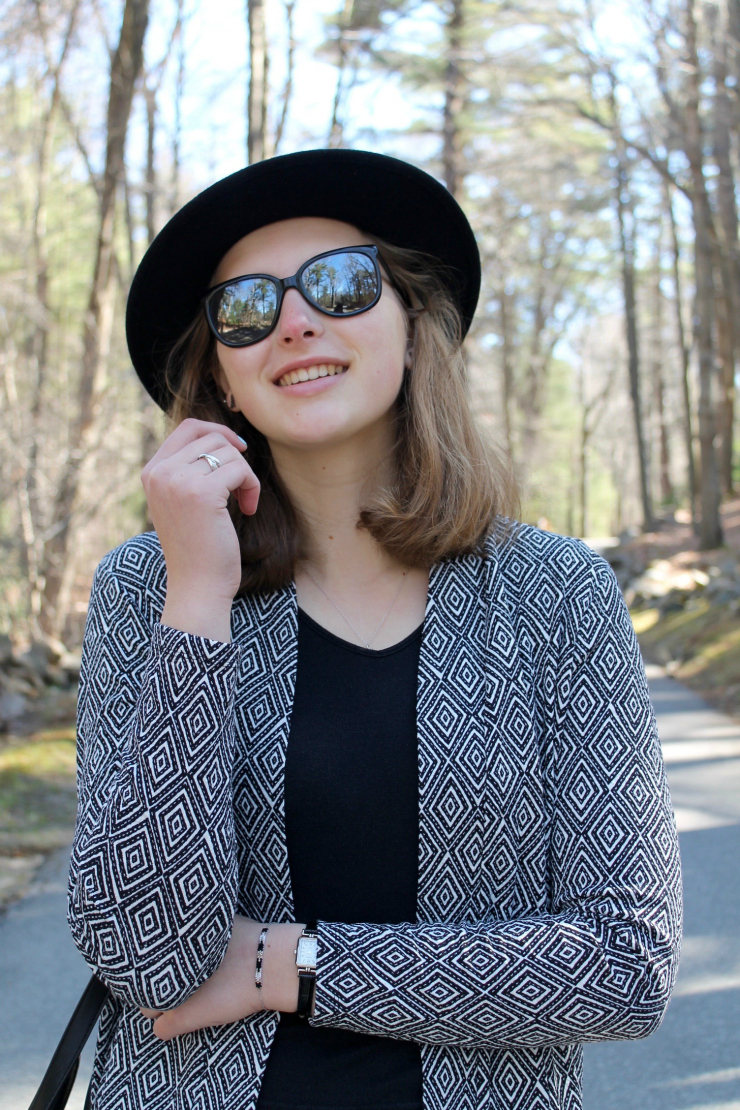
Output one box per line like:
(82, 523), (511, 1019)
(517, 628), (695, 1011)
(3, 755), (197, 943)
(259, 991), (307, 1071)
(165, 237), (518, 594)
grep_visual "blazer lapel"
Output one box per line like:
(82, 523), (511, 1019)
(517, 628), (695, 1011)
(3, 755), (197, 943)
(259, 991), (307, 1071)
(417, 542), (543, 927)
(231, 583), (298, 923)
(417, 553), (491, 925)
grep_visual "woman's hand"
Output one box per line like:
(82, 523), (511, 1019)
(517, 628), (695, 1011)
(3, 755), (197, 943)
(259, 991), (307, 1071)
(140, 917), (305, 1040)
(142, 419), (260, 641)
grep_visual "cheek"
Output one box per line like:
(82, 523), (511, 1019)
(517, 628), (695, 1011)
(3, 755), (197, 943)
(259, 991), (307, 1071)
(217, 348), (265, 401)
(365, 343), (405, 407)
(353, 309), (407, 400)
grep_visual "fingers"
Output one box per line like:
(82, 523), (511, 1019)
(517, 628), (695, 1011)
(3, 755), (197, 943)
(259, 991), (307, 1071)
(181, 431), (240, 461)
(144, 433), (259, 510)
(152, 1010), (186, 1041)
(138, 997), (197, 1040)
(216, 457), (261, 516)
(139, 999), (199, 1041)
(141, 418), (260, 519)
(146, 981), (233, 1042)
(171, 433), (260, 515)
(138, 1007), (185, 1041)
(144, 418), (247, 471)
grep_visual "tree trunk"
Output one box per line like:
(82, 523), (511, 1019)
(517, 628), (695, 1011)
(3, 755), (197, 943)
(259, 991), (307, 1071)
(579, 371), (588, 538)
(247, 0), (270, 163)
(141, 83), (161, 531)
(665, 181), (698, 529)
(726, 0), (740, 127)
(39, 0), (150, 638)
(442, 0), (464, 197)
(24, 1), (81, 620)
(710, 6), (739, 495)
(652, 228), (673, 504)
(614, 139), (654, 531)
(498, 284), (515, 461)
(684, 0), (724, 548)
(171, 0), (185, 213)
(144, 84), (157, 244)
(327, 0), (353, 148)
(274, 0), (296, 152)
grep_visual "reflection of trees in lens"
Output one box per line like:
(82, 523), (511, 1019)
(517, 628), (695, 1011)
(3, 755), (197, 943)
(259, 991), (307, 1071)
(338, 254), (375, 310)
(217, 278), (277, 339)
(326, 266), (337, 307)
(304, 253), (376, 312)
(304, 261), (330, 305)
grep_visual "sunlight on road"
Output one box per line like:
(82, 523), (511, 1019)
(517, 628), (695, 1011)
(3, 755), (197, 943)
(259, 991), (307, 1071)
(585, 666), (740, 1110)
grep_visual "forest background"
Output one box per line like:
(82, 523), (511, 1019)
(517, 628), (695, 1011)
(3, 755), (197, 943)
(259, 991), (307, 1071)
(2, 0), (740, 652)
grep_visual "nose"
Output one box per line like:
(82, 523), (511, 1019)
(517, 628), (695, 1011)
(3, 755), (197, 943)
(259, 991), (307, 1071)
(276, 288), (324, 344)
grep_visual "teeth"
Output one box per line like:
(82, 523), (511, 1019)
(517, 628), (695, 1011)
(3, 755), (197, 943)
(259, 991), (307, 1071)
(276, 365), (347, 386)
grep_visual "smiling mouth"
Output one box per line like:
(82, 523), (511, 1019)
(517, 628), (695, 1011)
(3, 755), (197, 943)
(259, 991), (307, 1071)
(276, 363), (348, 387)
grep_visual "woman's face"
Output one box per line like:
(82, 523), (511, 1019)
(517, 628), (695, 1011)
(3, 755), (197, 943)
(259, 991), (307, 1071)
(212, 217), (409, 451)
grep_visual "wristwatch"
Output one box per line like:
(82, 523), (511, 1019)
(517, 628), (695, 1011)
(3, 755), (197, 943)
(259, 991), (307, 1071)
(294, 923), (318, 1018)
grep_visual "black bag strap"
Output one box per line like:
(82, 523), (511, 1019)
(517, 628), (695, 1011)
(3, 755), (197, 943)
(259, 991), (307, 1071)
(29, 975), (109, 1110)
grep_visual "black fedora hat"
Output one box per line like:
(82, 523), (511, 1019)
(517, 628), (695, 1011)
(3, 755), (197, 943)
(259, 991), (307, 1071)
(126, 148), (481, 409)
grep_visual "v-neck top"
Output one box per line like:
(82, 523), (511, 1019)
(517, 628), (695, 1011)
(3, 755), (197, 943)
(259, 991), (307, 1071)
(255, 607), (425, 1109)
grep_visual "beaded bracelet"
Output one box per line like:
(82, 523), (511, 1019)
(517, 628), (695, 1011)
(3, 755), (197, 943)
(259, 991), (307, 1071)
(255, 926), (269, 1010)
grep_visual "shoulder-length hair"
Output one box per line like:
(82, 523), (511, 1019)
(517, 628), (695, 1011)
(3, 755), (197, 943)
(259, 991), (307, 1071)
(164, 236), (517, 595)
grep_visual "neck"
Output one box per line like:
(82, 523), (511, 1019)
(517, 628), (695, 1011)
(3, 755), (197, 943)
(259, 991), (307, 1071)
(268, 420), (398, 582)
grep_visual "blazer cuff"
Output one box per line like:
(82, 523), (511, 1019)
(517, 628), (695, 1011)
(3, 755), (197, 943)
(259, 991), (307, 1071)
(145, 622), (241, 724)
(310, 921), (423, 1036)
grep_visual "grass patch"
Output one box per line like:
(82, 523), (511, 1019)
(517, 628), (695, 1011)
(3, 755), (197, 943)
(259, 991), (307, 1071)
(631, 608), (660, 634)
(0, 726), (78, 851)
(634, 599), (740, 715)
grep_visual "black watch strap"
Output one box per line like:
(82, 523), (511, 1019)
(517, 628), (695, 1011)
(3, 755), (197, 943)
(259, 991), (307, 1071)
(295, 922), (318, 1019)
(296, 970), (316, 1017)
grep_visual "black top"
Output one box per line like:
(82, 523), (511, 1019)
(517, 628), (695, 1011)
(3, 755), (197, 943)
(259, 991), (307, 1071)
(255, 608), (424, 1110)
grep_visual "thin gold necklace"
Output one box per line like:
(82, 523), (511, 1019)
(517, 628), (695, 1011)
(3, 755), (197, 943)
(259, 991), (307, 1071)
(302, 566), (407, 649)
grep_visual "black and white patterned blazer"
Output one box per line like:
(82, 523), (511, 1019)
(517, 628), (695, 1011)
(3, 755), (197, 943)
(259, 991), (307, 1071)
(68, 523), (681, 1110)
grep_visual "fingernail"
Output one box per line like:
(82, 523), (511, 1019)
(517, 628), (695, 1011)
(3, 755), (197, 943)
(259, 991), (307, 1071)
(237, 436), (247, 449)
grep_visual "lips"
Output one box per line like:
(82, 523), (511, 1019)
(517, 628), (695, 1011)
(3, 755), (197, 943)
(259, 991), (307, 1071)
(275, 363), (348, 387)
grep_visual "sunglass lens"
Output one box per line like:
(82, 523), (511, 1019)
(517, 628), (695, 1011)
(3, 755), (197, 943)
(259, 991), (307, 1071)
(210, 278), (279, 343)
(301, 252), (378, 314)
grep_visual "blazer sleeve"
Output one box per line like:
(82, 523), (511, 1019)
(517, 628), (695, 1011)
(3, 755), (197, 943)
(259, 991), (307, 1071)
(310, 557), (682, 1048)
(67, 556), (241, 1011)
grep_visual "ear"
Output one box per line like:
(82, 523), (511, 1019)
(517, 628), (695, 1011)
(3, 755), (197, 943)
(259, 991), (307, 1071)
(404, 343), (413, 370)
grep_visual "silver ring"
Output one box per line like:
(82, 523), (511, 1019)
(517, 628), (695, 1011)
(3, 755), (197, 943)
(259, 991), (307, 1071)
(197, 452), (222, 472)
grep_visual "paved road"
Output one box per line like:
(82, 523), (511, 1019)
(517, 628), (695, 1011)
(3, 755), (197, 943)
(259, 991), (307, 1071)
(584, 665), (740, 1110)
(1, 665), (738, 1109)
(0, 848), (95, 1110)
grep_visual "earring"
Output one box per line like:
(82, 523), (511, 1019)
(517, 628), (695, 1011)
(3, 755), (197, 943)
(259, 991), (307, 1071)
(223, 391), (238, 412)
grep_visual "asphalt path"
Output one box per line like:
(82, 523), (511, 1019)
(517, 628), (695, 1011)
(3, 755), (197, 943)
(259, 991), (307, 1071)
(583, 665), (740, 1110)
(1, 664), (738, 1109)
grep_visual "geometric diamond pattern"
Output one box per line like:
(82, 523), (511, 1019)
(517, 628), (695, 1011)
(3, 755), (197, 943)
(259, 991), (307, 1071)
(68, 523), (681, 1109)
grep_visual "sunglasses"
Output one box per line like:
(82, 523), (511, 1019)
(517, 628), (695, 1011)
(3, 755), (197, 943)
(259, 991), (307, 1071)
(203, 245), (383, 348)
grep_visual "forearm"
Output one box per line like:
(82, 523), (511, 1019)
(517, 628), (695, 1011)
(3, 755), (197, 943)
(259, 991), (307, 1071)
(143, 918), (307, 1040)
(162, 580), (234, 643)
(261, 922), (306, 1012)
(69, 619), (241, 1010)
(311, 905), (679, 1048)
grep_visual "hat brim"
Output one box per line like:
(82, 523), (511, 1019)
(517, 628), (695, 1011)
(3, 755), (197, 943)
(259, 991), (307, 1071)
(126, 149), (481, 409)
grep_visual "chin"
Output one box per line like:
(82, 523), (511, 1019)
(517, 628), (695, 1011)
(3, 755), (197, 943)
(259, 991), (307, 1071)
(272, 410), (389, 451)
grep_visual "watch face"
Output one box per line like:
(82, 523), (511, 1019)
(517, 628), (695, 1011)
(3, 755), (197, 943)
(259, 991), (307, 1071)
(296, 935), (318, 969)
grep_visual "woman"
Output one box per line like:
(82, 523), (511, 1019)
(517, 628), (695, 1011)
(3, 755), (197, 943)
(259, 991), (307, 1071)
(69, 149), (681, 1110)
